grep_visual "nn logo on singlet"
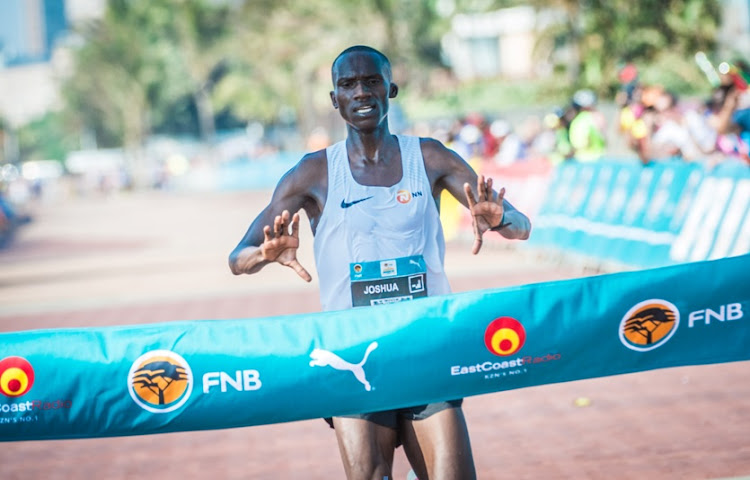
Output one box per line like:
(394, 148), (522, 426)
(396, 190), (423, 204)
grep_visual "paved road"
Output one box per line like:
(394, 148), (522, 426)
(0, 190), (748, 479)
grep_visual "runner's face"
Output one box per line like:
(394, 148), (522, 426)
(330, 52), (397, 132)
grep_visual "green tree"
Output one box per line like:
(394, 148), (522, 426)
(16, 113), (77, 163)
(214, 0), (458, 137)
(165, 0), (234, 142)
(215, 0), (382, 136)
(57, 0), (723, 157)
(61, 0), (235, 181)
(531, 0), (721, 94)
(62, 0), (175, 153)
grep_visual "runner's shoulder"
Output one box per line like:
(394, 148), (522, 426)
(419, 136), (461, 170)
(282, 149), (328, 187)
(418, 136), (450, 155)
(297, 149), (328, 175)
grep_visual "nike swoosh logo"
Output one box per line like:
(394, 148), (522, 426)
(341, 196), (374, 209)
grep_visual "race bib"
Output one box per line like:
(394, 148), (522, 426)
(350, 255), (428, 307)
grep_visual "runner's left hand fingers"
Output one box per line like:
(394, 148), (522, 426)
(463, 182), (477, 209)
(472, 234), (483, 255)
(477, 174), (487, 202)
(289, 259), (312, 282)
(280, 210), (291, 235)
(465, 180), (484, 255)
(273, 215), (282, 237)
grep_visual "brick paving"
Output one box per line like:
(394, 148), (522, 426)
(0, 190), (748, 480)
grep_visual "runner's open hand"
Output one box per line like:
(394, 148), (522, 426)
(261, 210), (312, 282)
(463, 174), (505, 255)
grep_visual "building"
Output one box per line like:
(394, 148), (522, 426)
(0, 0), (67, 67)
(0, 0), (105, 128)
(440, 6), (557, 81)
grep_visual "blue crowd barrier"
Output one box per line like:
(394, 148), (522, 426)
(531, 160), (749, 267)
(216, 152), (301, 191)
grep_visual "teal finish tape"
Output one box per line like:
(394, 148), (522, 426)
(1, 254), (748, 441)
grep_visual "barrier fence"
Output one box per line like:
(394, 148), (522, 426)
(497, 159), (750, 268)
(1, 254), (748, 441)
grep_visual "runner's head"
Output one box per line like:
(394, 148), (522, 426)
(330, 45), (398, 131)
(331, 46), (392, 85)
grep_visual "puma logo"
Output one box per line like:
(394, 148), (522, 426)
(309, 342), (379, 391)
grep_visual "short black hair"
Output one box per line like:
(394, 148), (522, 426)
(331, 45), (392, 84)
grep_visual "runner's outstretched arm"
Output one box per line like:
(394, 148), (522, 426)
(228, 153), (326, 281)
(422, 138), (531, 254)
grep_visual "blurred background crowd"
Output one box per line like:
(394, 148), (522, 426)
(411, 58), (750, 170)
(1, 0), (750, 248)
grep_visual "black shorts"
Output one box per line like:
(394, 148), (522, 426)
(324, 399), (463, 430)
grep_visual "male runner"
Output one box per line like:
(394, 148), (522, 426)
(229, 45), (531, 480)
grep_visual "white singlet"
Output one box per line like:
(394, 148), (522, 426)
(313, 135), (451, 312)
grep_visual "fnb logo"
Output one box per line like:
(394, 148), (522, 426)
(396, 190), (423, 204)
(0, 356), (34, 397)
(484, 317), (526, 356)
(128, 350), (193, 414)
(619, 299), (679, 352)
(202, 370), (262, 393)
(688, 303), (743, 327)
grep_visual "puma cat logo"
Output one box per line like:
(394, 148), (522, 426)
(309, 342), (379, 391)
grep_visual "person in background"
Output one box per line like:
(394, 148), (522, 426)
(489, 119), (525, 166)
(568, 89), (607, 162)
(639, 90), (704, 163)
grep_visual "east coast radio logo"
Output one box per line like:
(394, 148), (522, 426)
(0, 356), (73, 415)
(128, 350), (193, 413)
(451, 316), (561, 379)
(0, 356), (34, 397)
(619, 299), (679, 352)
(484, 317), (526, 356)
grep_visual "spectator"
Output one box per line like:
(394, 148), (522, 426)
(489, 119), (525, 166)
(703, 81), (749, 165)
(642, 90), (704, 162)
(540, 109), (573, 165)
(568, 89), (607, 162)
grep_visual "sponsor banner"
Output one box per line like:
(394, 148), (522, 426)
(529, 160), (749, 267)
(0, 254), (748, 441)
